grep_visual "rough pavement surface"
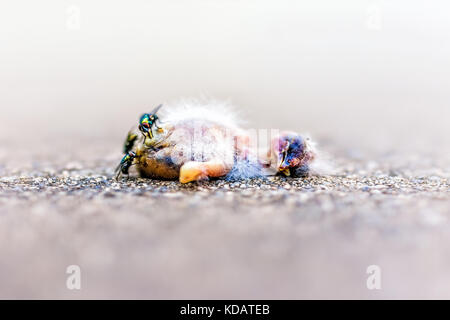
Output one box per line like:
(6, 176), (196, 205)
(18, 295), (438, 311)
(0, 139), (449, 299)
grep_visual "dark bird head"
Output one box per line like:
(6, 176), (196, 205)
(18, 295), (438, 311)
(272, 132), (314, 177)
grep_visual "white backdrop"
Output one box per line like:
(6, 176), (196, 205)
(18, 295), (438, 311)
(0, 0), (449, 153)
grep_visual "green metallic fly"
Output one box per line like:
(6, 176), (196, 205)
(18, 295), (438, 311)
(115, 151), (137, 179)
(138, 104), (163, 141)
(123, 132), (138, 154)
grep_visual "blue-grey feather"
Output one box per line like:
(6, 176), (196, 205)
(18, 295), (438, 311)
(225, 159), (264, 181)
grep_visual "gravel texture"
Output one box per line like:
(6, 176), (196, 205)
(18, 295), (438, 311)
(0, 140), (449, 299)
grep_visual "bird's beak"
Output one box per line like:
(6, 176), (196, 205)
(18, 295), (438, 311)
(277, 151), (286, 169)
(277, 149), (291, 176)
(280, 167), (290, 176)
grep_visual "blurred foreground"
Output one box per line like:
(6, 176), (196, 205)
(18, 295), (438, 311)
(0, 0), (449, 299)
(0, 138), (448, 299)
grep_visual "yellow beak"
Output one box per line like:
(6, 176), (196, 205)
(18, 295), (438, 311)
(280, 168), (290, 176)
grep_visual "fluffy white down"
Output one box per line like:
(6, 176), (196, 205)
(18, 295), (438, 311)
(146, 98), (328, 177)
(159, 98), (244, 131)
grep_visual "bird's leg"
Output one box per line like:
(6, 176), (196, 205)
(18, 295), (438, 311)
(179, 160), (231, 183)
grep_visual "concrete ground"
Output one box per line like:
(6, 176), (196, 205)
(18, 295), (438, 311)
(0, 138), (449, 299)
(2, 0), (450, 300)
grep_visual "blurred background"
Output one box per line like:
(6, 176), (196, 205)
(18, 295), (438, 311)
(1, 0), (449, 156)
(0, 0), (450, 300)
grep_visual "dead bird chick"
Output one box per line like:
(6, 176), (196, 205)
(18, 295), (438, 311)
(116, 100), (317, 183)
